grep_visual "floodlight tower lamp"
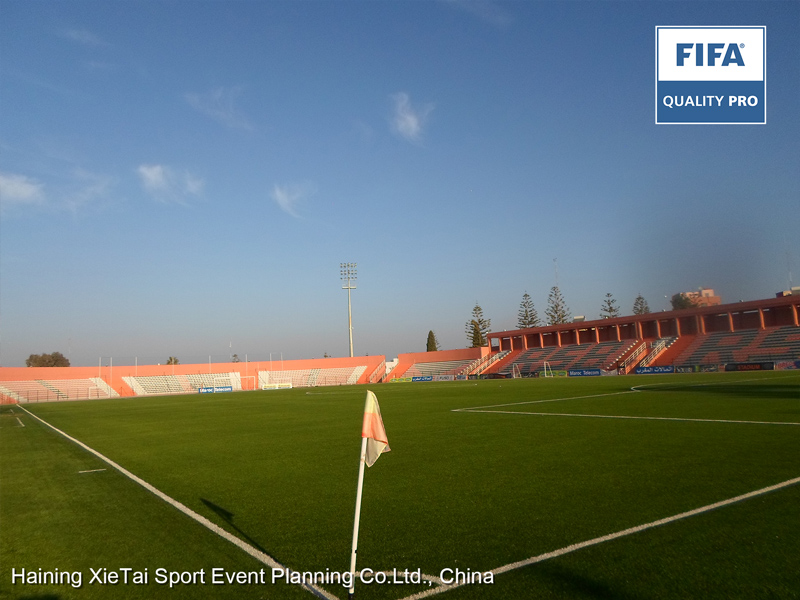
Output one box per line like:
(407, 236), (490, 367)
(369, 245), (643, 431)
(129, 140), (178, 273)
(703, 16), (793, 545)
(340, 262), (357, 357)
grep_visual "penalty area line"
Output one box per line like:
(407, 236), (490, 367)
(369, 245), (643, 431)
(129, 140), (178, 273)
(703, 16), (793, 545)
(629, 372), (800, 393)
(495, 475), (800, 574)
(398, 475), (800, 600)
(459, 409), (800, 426)
(15, 404), (337, 600)
(452, 389), (637, 413)
(452, 373), (800, 415)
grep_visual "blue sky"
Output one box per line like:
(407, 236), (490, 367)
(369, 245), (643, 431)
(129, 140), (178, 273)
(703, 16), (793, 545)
(1, 0), (798, 367)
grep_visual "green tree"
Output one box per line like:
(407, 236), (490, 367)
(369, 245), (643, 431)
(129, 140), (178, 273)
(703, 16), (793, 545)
(670, 293), (696, 310)
(517, 292), (540, 329)
(545, 286), (571, 325)
(25, 352), (70, 367)
(465, 303), (491, 347)
(468, 321), (482, 348)
(231, 354), (240, 363)
(633, 294), (650, 315)
(426, 330), (440, 352)
(600, 293), (620, 319)
(166, 356), (179, 365)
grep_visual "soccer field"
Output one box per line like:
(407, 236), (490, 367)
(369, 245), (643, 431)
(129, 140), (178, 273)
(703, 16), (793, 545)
(1, 372), (799, 599)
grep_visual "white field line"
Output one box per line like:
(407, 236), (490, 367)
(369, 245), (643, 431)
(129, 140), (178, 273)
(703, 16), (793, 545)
(461, 409), (800, 426)
(630, 372), (800, 393)
(452, 389), (638, 412)
(398, 475), (800, 600)
(16, 405), (338, 600)
(452, 373), (800, 415)
(78, 468), (107, 474)
(16, 417), (25, 427)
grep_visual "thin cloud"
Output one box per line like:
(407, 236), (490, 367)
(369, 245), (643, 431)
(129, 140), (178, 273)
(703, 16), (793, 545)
(65, 169), (115, 212)
(137, 164), (204, 203)
(86, 60), (119, 73)
(270, 183), (315, 218)
(390, 93), (434, 143)
(0, 172), (45, 208)
(62, 28), (110, 47)
(185, 87), (255, 131)
(138, 164), (169, 193)
(440, 0), (513, 27)
(0, 169), (116, 214)
(7, 71), (89, 99)
(184, 173), (205, 196)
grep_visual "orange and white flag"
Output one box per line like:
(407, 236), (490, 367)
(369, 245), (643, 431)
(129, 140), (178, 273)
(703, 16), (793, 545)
(362, 391), (390, 467)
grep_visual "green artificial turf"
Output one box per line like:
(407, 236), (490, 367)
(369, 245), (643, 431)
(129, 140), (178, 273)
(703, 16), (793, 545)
(0, 404), (309, 600)
(1, 371), (798, 599)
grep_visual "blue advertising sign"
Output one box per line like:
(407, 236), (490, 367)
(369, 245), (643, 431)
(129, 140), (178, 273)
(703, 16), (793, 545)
(568, 369), (602, 377)
(656, 26), (766, 124)
(412, 376), (433, 382)
(199, 386), (233, 393)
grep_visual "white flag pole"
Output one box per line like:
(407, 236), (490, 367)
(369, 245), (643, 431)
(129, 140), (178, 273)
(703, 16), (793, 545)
(348, 436), (368, 599)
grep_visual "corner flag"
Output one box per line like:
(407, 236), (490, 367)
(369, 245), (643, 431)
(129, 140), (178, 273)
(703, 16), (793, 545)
(362, 390), (390, 467)
(348, 390), (390, 598)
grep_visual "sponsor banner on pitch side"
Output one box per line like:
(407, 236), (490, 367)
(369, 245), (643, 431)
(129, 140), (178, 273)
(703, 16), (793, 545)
(656, 26), (766, 124)
(635, 366), (675, 375)
(568, 369), (602, 377)
(724, 362), (775, 372)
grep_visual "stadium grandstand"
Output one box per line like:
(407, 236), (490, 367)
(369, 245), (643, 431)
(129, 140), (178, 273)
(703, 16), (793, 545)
(0, 356), (386, 403)
(485, 294), (799, 376)
(1, 294), (798, 402)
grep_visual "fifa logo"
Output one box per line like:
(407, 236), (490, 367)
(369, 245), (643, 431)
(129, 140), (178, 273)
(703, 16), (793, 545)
(656, 26), (766, 124)
(675, 43), (744, 67)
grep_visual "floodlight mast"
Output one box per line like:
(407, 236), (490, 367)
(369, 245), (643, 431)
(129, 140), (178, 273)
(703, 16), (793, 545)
(341, 263), (357, 357)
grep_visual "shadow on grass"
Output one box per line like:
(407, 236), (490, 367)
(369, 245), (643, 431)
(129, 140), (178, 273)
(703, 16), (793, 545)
(200, 498), (268, 555)
(19, 596), (62, 600)
(534, 562), (639, 600)
(645, 383), (800, 402)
